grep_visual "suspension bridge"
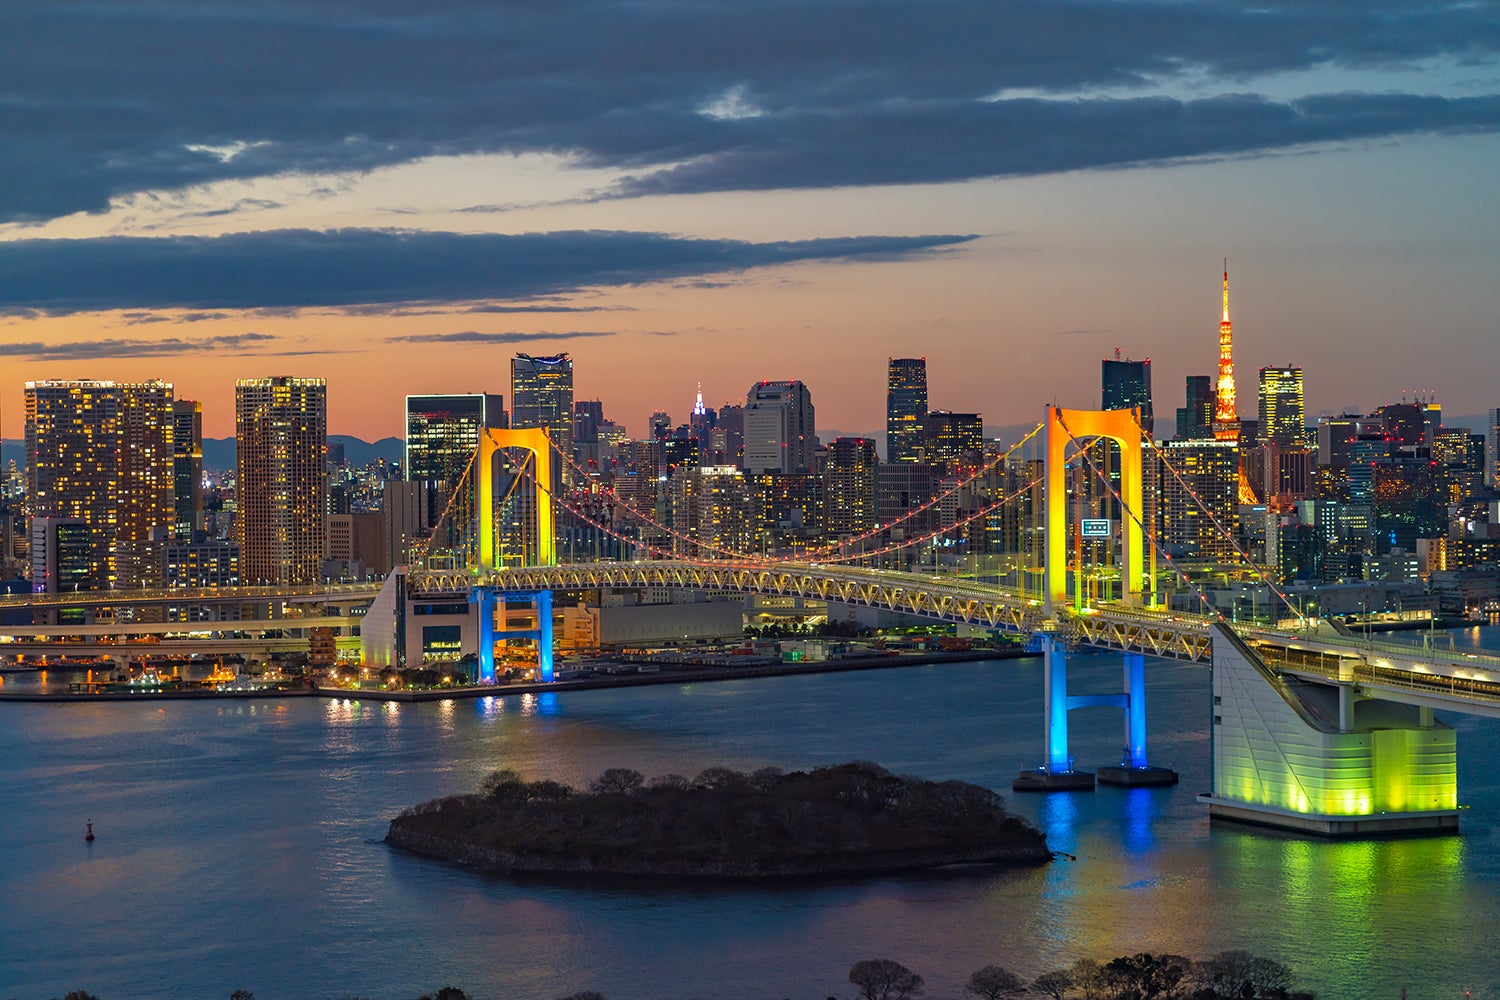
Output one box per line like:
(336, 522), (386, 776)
(373, 403), (1500, 836)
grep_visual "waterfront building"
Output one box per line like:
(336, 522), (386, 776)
(235, 377), (327, 585)
(743, 380), (816, 474)
(1213, 262), (1239, 441)
(25, 379), (176, 588)
(1257, 366), (1305, 445)
(162, 538), (240, 588)
(173, 399), (203, 540)
(824, 437), (879, 539)
(29, 516), (93, 594)
(510, 353), (573, 482)
(1101, 353), (1153, 434)
(886, 358), (928, 464)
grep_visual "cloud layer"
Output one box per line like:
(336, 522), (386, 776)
(0, 228), (975, 315)
(2, 1), (1497, 222)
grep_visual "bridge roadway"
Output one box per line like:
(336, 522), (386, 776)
(413, 559), (1500, 715)
(0, 583), (381, 610)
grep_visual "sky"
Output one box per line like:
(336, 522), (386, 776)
(1, 1), (1497, 442)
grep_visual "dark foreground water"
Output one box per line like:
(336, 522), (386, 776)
(4, 635), (1500, 1000)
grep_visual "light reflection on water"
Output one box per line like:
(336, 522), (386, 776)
(2, 646), (1500, 999)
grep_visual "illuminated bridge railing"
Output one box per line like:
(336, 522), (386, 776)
(410, 560), (1050, 634)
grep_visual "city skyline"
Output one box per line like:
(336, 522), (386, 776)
(0, 2), (1496, 440)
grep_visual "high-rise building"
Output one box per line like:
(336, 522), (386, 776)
(670, 466), (758, 558)
(1101, 353), (1153, 434)
(172, 399), (203, 540)
(886, 358), (928, 464)
(1257, 367), (1305, 445)
(1159, 439), (1240, 560)
(922, 411), (984, 474)
(824, 437), (879, 538)
(743, 380), (816, 473)
(1488, 408), (1500, 489)
(1213, 262), (1239, 441)
(1176, 375), (1214, 440)
(510, 353), (574, 481)
(26, 380), (117, 586)
(405, 393), (506, 503)
(235, 377), (328, 585)
(25, 379), (176, 588)
(29, 517), (94, 594)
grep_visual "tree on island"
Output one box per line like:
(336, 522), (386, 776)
(964, 964), (1027, 999)
(849, 959), (924, 1000)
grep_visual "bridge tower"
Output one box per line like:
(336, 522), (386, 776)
(471, 428), (557, 685)
(1019, 406), (1175, 790)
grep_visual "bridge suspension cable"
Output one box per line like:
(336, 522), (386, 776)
(537, 419), (1046, 564)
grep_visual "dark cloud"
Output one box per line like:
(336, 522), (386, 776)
(0, 332), (280, 360)
(0, 228), (975, 315)
(387, 330), (617, 344)
(1, 1), (1496, 222)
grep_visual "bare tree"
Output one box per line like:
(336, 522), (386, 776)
(848, 959), (924, 1000)
(964, 964), (1027, 999)
(1031, 970), (1073, 1000)
(589, 768), (645, 795)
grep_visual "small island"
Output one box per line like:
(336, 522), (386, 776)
(385, 761), (1051, 879)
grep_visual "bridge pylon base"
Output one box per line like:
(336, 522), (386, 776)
(1013, 769), (1095, 792)
(1097, 765), (1178, 787)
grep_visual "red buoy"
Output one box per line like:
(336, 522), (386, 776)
(85, 820), (95, 842)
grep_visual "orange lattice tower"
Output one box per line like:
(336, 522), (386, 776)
(1212, 259), (1239, 441)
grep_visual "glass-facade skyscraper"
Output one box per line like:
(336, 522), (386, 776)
(510, 354), (574, 483)
(405, 393), (507, 484)
(886, 358), (928, 463)
(1101, 356), (1153, 434)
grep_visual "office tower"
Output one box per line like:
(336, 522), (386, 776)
(406, 394), (506, 485)
(1372, 402), (1427, 447)
(1101, 353), (1153, 434)
(29, 517), (94, 594)
(1257, 367), (1305, 445)
(1176, 375), (1214, 440)
(26, 379), (176, 588)
(1316, 413), (1382, 468)
(573, 399), (604, 446)
(886, 358), (928, 464)
(1489, 408), (1500, 489)
(749, 471), (822, 553)
(825, 437), (879, 538)
(922, 411), (984, 474)
(173, 399), (203, 540)
(713, 403), (744, 465)
(743, 380), (816, 473)
(510, 353), (574, 479)
(1158, 439), (1240, 560)
(1213, 262), (1239, 441)
(235, 377), (327, 585)
(688, 385), (716, 456)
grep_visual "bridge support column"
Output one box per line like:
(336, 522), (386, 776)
(471, 589), (497, 685)
(1014, 635), (1095, 790)
(535, 589), (554, 684)
(1097, 652), (1178, 787)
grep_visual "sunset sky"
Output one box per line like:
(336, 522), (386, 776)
(1, 1), (1497, 441)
